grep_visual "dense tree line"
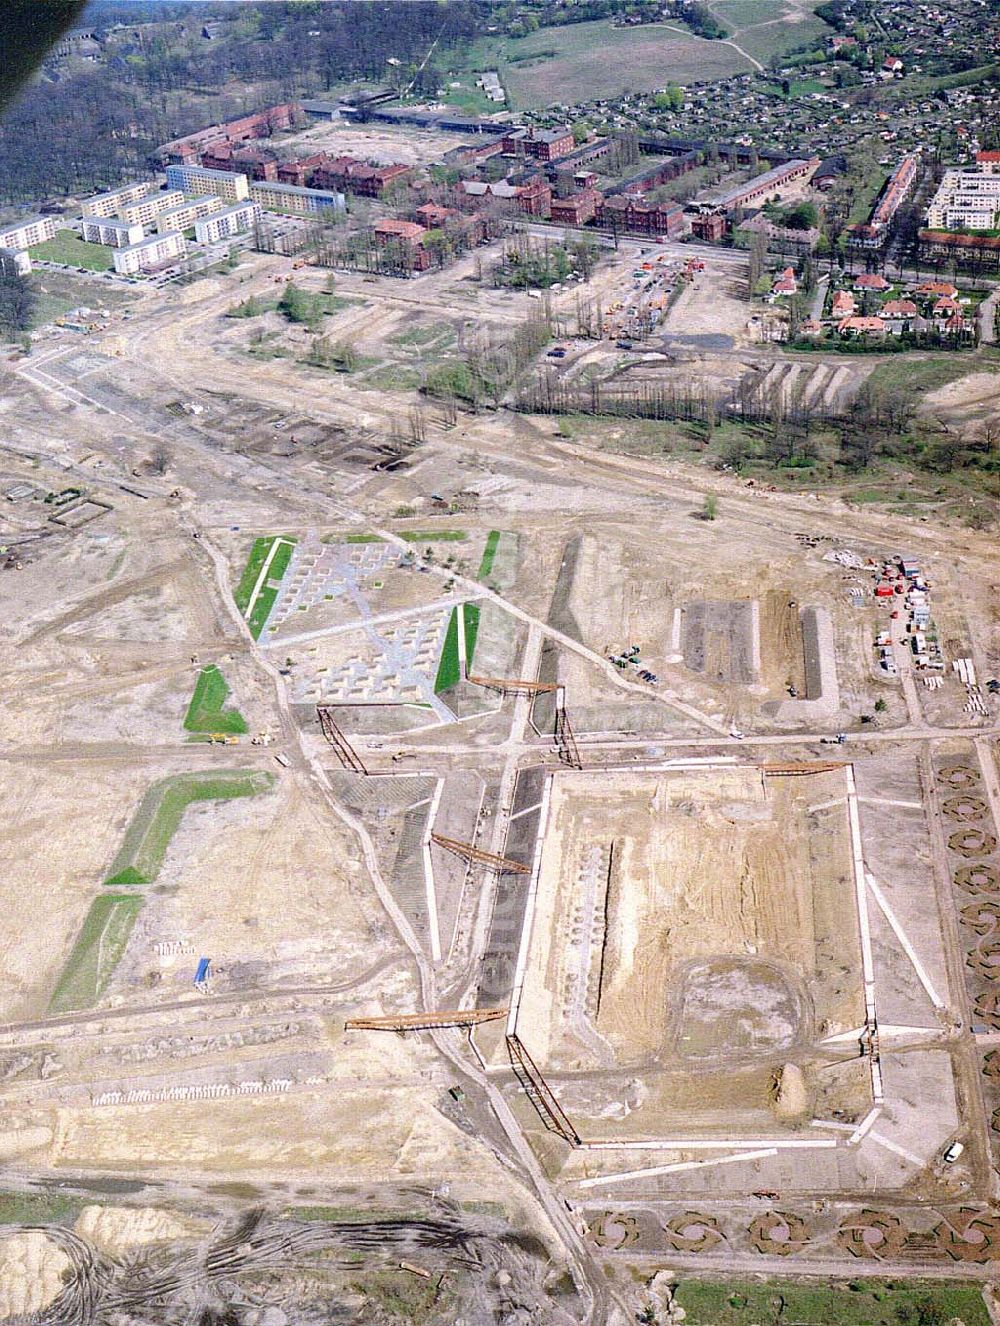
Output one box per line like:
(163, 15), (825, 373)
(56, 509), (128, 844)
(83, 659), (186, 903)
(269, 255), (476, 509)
(0, 3), (484, 203)
(0, 272), (35, 340)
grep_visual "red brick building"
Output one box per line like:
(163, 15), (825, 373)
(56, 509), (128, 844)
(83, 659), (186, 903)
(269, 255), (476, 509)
(373, 218), (430, 271)
(313, 157), (411, 198)
(691, 212), (727, 242)
(596, 195), (687, 238)
(156, 103), (302, 166)
(500, 126), (575, 162)
(550, 187), (602, 227)
(277, 153), (329, 187)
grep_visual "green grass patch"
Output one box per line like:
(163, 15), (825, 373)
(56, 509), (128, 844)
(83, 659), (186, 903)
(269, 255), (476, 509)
(478, 530), (502, 579)
(865, 354), (982, 405)
(463, 602), (480, 671)
(673, 1277), (989, 1326)
(28, 229), (115, 271)
(341, 533), (385, 543)
(183, 665), (247, 735)
(48, 894), (144, 1014)
(359, 364), (423, 392)
(0, 1190), (90, 1226)
(233, 535), (296, 639)
(493, 19), (751, 108)
(435, 607), (461, 693)
(103, 771), (275, 888)
(434, 602), (480, 694)
(400, 529), (467, 542)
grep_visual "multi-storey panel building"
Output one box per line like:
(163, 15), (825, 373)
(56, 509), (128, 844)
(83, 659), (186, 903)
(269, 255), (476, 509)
(155, 195), (223, 235)
(81, 181), (152, 218)
(193, 201), (260, 244)
(118, 190), (186, 228)
(112, 230), (186, 275)
(248, 180), (345, 215)
(79, 216), (145, 247)
(0, 215), (57, 251)
(165, 164), (250, 204)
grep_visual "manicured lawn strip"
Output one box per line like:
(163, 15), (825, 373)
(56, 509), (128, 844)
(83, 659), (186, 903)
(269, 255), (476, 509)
(401, 530), (467, 542)
(233, 537), (274, 613)
(268, 539), (295, 580)
(233, 535), (296, 638)
(250, 585), (279, 639)
(434, 608), (461, 693)
(343, 533), (385, 543)
(28, 229), (114, 271)
(477, 530), (501, 579)
(48, 894), (144, 1014)
(104, 771), (274, 886)
(183, 665), (247, 735)
(673, 1277), (990, 1326)
(463, 602), (481, 671)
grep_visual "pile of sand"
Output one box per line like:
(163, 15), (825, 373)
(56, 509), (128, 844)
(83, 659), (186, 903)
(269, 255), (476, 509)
(75, 1205), (209, 1255)
(771, 1062), (809, 1120)
(0, 1231), (71, 1319)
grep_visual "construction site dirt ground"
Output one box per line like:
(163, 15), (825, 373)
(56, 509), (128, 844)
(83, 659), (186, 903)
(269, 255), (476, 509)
(511, 765), (867, 1140)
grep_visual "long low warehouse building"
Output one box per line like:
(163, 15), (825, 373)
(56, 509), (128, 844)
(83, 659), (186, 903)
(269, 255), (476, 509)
(699, 157), (820, 211)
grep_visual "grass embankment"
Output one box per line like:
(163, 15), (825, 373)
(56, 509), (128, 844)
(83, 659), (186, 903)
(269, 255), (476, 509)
(104, 771), (274, 887)
(673, 1277), (990, 1326)
(183, 664), (248, 736)
(49, 771), (275, 1013)
(434, 602), (480, 693)
(233, 535), (296, 639)
(477, 530), (502, 579)
(28, 230), (114, 271)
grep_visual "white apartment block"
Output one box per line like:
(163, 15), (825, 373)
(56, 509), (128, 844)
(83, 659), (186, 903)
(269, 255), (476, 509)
(0, 248), (31, 276)
(926, 169), (1000, 230)
(79, 216), (145, 248)
(81, 180), (151, 218)
(118, 189), (185, 228)
(112, 230), (186, 275)
(193, 201), (260, 244)
(165, 164), (250, 204)
(0, 215), (56, 251)
(155, 194), (222, 234)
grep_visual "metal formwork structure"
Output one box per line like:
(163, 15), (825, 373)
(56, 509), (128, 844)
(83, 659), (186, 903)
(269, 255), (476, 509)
(554, 686), (583, 770)
(506, 1033), (581, 1146)
(316, 705), (368, 775)
(345, 1008), (508, 1032)
(431, 833), (531, 875)
(466, 672), (557, 697)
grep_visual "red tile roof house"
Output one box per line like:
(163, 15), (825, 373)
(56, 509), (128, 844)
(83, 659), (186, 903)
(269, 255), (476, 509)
(880, 298), (918, 332)
(831, 290), (857, 317)
(932, 295), (962, 321)
(854, 273), (891, 292)
(838, 315), (887, 338)
(915, 280), (958, 298)
(770, 266), (798, 296)
(977, 150), (1000, 174)
(373, 218), (431, 271)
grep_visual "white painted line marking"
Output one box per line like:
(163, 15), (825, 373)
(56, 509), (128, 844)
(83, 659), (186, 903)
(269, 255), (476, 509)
(865, 870), (944, 1009)
(244, 537), (295, 626)
(576, 1148), (779, 1189)
(421, 778), (445, 963)
(869, 1129), (924, 1168)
